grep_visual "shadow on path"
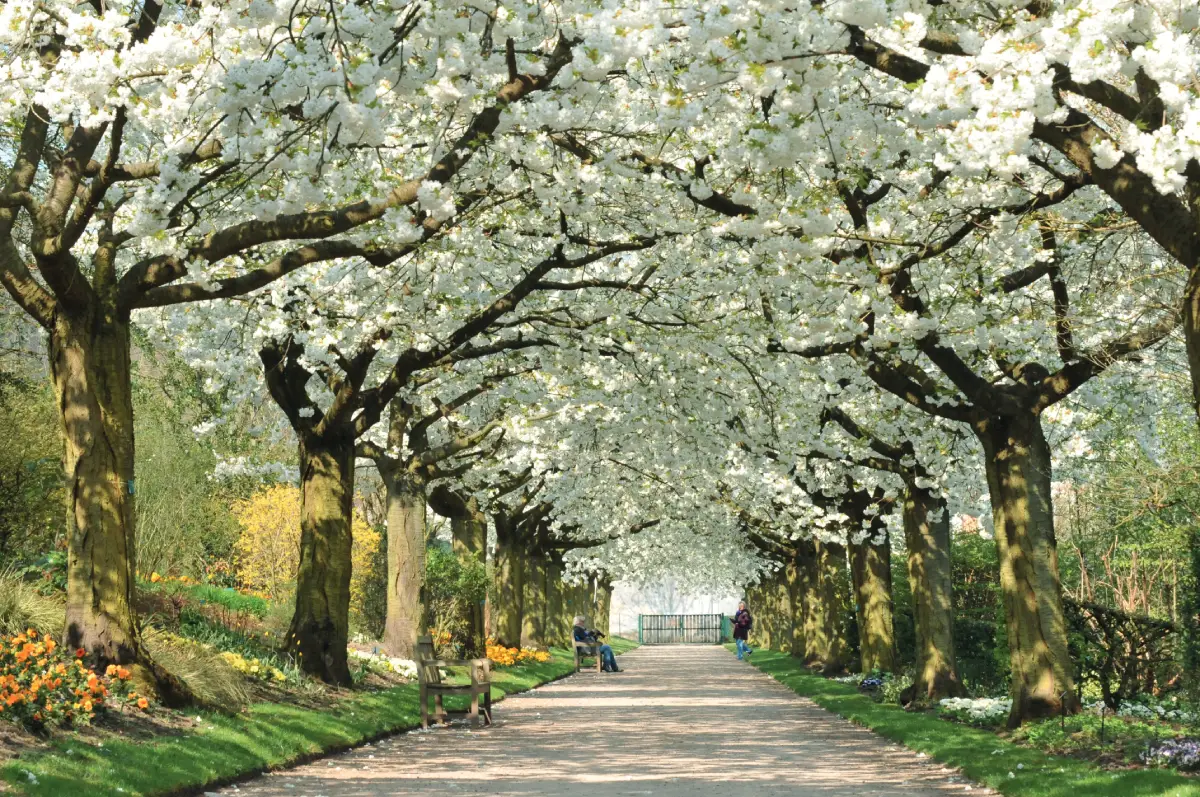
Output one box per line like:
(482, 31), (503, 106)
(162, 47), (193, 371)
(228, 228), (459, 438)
(216, 645), (993, 796)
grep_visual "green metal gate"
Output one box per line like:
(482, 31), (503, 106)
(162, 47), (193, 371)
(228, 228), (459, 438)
(637, 614), (724, 644)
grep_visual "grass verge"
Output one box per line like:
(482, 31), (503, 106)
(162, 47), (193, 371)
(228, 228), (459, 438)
(2, 638), (638, 797)
(740, 647), (1199, 797)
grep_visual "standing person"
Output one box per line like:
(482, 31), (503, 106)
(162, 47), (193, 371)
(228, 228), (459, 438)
(573, 616), (620, 672)
(733, 601), (753, 660)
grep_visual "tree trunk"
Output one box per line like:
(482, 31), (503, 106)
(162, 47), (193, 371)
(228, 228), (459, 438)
(596, 578), (612, 636)
(449, 497), (486, 655)
(801, 539), (849, 674)
(51, 311), (189, 705)
(492, 512), (524, 647)
(380, 469), (428, 660)
(288, 435), (355, 684)
(770, 569), (792, 652)
(785, 556), (805, 658)
(977, 413), (1080, 726)
(849, 527), (896, 673)
(521, 555), (548, 648)
(545, 560), (567, 645)
(900, 484), (965, 705)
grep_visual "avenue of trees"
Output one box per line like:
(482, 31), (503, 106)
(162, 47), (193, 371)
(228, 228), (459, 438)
(1, 0), (1198, 729)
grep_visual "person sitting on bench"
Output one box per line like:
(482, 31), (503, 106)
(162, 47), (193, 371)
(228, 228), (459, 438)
(573, 616), (620, 672)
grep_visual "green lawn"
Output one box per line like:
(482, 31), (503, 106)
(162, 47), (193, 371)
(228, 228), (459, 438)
(1, 638), (638, 797)
(739, 647), (1200, 797)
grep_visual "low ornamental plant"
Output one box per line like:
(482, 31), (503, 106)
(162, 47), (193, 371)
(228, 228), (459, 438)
(0, 629), (149, 730)
(1142, 738), (1200, 772)
(484, 638), (551, 668)
(937, 696), (1013, 726)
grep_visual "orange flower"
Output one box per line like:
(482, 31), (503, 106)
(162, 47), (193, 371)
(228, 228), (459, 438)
(75, 648), (86, 659)
(136, 697), (149, 710)
(115, 667), (130, 681)
(105, 664), (118, 677)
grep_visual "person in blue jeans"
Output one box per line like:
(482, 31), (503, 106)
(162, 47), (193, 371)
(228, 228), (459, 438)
(733, 601), (753, 660)
(573, 616), (620, 672)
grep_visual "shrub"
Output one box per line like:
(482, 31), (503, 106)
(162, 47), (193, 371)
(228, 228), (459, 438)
(230, 485), (379, 628)
(0, 381), (63, 562)
(141, 577), (270, 620)
(0, 629), (146, 730)
(0, 570), (63, 639)
(427, 546), (488, 657)
(177, 608), (300, 684)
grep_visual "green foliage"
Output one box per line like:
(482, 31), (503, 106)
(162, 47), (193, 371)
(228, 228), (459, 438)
(0, 381), (63, 562)
(355, 524), (388, 639)
(176, 608), (300, 683)
(1012, 712), (1191, 766)
(1185, 528), (1200, 697)
(952, 534), (1007, 693)
(425, 544), (488, 655)
(15, 552), (67, 596)
(140, 580), (269, 620)
(131, 355), (241, 579)
(0, 570), (63, 639)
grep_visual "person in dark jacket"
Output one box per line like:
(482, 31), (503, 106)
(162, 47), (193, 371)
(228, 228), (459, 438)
(573, 616), (620, 672)
(733, 601), (753, 660)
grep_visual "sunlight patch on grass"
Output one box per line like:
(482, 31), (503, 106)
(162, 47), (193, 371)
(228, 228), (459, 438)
(741, 647), (1200, 797)
(2, 639), (638, 797)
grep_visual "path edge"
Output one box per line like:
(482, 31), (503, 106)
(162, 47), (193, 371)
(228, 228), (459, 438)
(167, 644), (637, 797)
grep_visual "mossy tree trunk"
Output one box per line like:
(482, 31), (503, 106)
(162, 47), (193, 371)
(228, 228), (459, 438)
(448, 494), (486, 655)
(901, 484), (965, 705)
(977, 413), (1080, 727)
(785, 555), (805, 658)
(51, 310), (190, 705)
(521, 555), (548, 648)
(288, 434), (356, 685)
(771, 569), (792, 653)
(801, 539), (850, 674)
(545, 559), (568, 645)
(492, 512), (524, 647)
(596, 577), (612, 636)
(849, 526), (896, 673)
(379, 467), (428, 660)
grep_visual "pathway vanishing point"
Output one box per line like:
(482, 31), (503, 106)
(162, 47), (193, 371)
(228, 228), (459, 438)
(214, 646), (995, 796)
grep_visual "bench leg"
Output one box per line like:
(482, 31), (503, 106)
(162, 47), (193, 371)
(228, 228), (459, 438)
(596, 653), (603, 673)
(483, 691), (493, 725)
(420, 686), (429, 729)
(469, 693), (479, 726)
(434, 694), (446, 724)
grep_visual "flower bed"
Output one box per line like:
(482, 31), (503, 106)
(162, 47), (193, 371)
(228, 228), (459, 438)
(0, 629), (147, 730)
(348, 649), (418, 679)
(485, 639), (550, 667)
(1142, 738), (1200, 772)
(937, 696), (1013, 725)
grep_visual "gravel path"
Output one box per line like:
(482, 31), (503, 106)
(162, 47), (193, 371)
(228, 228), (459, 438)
(213, 645), (993, 796)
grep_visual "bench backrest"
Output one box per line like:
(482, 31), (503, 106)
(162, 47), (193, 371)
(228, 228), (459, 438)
(416, 635), (441, 686)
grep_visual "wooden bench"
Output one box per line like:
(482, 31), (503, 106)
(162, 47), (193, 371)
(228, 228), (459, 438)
(416, 635), (492, 728)
(572, 639), (604, 673)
